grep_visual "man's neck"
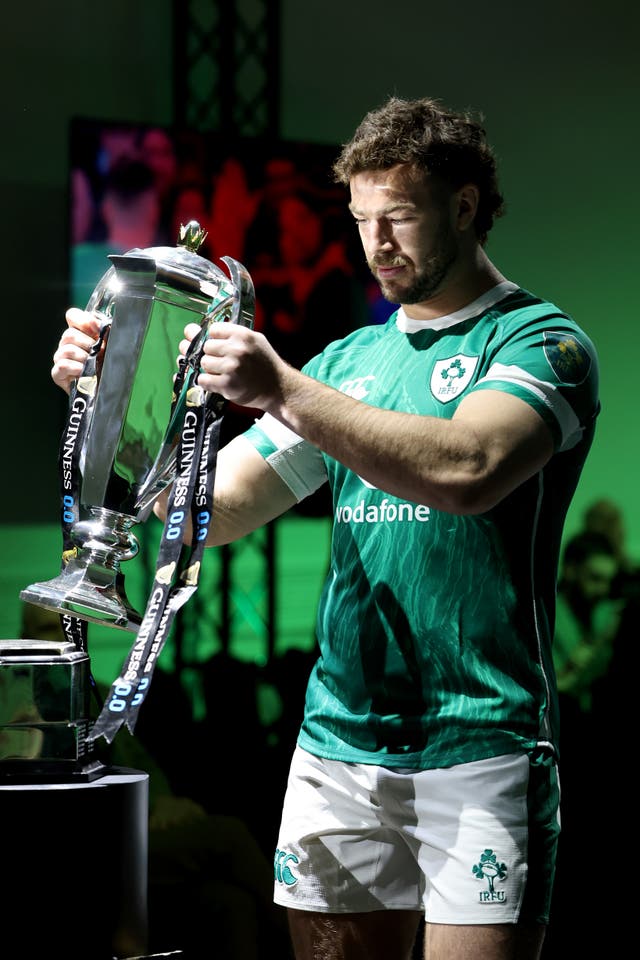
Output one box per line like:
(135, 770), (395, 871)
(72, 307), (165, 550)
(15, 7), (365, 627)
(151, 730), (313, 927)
(402, 248), (505, 322)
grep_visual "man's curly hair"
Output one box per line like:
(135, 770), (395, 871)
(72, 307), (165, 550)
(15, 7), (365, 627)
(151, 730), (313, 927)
(333, 96), (505, 244)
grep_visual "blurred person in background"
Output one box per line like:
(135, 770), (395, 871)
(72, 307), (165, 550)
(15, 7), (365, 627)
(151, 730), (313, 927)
(553, 530), (622, 716)
(137, 126), (179, 244)
(70, 158), (160, 308)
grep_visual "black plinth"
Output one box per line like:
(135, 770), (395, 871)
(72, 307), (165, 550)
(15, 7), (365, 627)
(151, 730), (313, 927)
(0, 765), (149, 959)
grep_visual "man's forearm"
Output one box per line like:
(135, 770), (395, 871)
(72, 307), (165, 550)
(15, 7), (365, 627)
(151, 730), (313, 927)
(264, 366), (551, 515)
(153, 436), (298, 546)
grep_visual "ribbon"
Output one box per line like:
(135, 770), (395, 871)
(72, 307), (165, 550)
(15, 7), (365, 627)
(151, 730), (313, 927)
(57, 319), (111, 652)
(87, 323), (227, 743)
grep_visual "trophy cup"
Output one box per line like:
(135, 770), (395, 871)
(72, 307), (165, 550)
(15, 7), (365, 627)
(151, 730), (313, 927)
(21, 221), (255, 633)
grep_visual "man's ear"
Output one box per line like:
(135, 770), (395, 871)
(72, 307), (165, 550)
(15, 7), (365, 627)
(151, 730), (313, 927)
(454, 183), (480, 232)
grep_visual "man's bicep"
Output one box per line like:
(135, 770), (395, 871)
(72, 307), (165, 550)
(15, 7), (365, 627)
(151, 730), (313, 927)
(211, 434), (299, 544)
(453, 389), (554, 499)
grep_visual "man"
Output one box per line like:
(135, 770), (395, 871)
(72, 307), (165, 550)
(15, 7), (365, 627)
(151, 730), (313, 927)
(553, 530), (621, 713)
(52, 97), (600, 960)
(71, 157), (161, 308)
(547, 532), (621, 954)
(551, 529), (621, 790)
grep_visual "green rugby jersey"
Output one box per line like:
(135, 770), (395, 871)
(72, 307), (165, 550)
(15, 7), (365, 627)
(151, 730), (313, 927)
(243, 281), (600, 768)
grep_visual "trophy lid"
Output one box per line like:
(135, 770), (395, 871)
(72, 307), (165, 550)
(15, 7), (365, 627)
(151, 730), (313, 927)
(120, 220), (230, 298)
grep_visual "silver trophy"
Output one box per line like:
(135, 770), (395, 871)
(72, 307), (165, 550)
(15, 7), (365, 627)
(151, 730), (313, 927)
(0, 638), (97, 780)
(21, 222), (255, 632)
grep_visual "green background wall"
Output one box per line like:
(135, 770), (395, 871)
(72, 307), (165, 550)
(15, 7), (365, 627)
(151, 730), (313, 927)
(1, 1), (638, 678)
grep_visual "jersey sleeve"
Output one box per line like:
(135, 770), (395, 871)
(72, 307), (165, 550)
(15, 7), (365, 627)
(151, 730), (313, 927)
(242, 413), (328, 501)
(472, 312), (600, 452)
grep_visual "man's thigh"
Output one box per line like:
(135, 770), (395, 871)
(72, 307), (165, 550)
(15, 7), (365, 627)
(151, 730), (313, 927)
(286, 913), (546, 960)
(287, 908), (422, 960)
(424, 920), (546, 960)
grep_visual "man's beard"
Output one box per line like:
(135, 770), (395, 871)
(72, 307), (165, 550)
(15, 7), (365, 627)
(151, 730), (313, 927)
(370, 225), (459, 304)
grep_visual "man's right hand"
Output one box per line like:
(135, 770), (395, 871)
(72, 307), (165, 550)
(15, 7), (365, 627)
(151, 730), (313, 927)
(51, 308), (102, 395)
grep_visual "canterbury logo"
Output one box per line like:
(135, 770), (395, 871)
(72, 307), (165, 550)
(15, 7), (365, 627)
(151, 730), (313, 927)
(339, 375), (375, 400)
(274, 848), (299, 886)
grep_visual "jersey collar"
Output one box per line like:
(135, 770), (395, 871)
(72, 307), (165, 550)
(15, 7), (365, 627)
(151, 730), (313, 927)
(395, 280), (519, 333)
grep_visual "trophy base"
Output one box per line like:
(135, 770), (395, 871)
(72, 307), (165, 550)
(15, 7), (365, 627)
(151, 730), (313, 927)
(20, 561), (143, 632)
(0, 639), (104, 782)
(0, 757), (107, 784)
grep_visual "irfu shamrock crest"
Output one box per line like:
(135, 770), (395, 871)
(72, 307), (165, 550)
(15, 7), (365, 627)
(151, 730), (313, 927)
(430, 354), (478, 403)
(472, 848), (508, 903)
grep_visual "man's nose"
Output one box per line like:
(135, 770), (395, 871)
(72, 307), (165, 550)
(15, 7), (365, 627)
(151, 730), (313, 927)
(370, 222), (394, 251)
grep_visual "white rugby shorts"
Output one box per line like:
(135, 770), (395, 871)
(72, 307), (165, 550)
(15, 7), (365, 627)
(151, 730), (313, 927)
(273, 745), (559, 924)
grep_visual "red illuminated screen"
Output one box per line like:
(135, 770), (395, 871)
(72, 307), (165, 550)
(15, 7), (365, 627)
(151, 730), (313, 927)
(69, 118), (394, 375)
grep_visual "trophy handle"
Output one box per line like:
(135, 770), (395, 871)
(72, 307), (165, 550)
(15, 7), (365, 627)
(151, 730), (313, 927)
(221, 256), (256, 329)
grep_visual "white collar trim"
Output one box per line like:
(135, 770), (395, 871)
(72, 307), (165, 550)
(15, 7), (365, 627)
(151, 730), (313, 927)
(395, 280), (519, 333)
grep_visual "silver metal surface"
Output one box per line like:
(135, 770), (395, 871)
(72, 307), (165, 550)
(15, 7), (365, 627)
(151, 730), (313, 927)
(0, 638), (96, 776)
(20, 223), (255, 631)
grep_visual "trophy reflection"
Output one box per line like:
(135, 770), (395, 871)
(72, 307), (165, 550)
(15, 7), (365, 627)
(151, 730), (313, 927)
(21, 221), (255, 631)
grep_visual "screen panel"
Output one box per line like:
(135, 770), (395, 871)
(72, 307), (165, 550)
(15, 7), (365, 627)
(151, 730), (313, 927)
(69, 117), (394, 372)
